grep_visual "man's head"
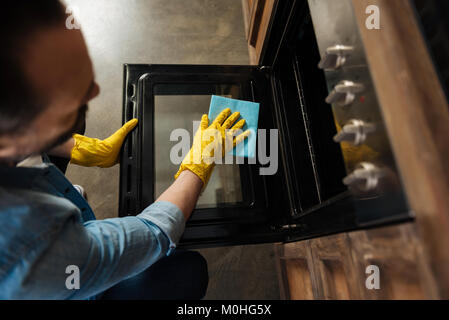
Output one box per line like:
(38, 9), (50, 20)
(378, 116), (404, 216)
(0, 1), (99, 164)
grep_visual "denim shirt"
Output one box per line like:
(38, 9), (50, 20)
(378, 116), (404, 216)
(0, 161), (186, 299)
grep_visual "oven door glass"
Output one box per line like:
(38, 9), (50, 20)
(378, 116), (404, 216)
(154, 86), (244, 209)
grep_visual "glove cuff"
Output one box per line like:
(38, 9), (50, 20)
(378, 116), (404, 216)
(174, 163), (214, 190)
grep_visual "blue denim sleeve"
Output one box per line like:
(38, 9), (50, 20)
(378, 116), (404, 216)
(12, 201), (185, 299)
(136, 201), (186, 254)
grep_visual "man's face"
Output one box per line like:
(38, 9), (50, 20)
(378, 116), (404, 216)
(0, 23), (99, 163)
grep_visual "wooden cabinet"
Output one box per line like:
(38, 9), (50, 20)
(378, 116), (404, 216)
(241, 0), (276, 65)
(276, 237), (316, 300)
(276, 224), (439, 299)
(310, 234), (362, 299)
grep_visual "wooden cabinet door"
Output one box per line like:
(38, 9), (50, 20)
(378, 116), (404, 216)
(241, 0), (277, 64)
(275, 240), (316, 299)
(276, 223), (439, 300)
(276, 234), (364, 299)
(308, 234), (364, 299)
(348, 224), (438, 299)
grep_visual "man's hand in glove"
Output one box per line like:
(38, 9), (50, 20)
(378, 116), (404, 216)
(174, 108), (250, 188)
(69, 119), (138, 168)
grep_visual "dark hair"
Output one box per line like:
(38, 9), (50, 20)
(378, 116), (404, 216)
(0, 1), (66, 135)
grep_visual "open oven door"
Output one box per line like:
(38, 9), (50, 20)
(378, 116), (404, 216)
(119, 63), (411, 249)
(119, 64), (295, 248)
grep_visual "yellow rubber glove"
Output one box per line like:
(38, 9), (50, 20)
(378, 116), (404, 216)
(174, 108), (250, 187)
(70, 119), (138, 168)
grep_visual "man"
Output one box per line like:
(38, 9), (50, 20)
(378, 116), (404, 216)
(0, 2), (249, 299)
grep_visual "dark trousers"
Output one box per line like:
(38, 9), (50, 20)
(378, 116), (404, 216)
(49, 135), (208, 300)
(99, 250), (209, 300)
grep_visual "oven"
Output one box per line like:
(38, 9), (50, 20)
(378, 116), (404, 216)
(119, 0), (412, 248)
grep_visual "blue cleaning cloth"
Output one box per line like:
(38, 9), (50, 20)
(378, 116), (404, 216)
(208, 95), (259, 158)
